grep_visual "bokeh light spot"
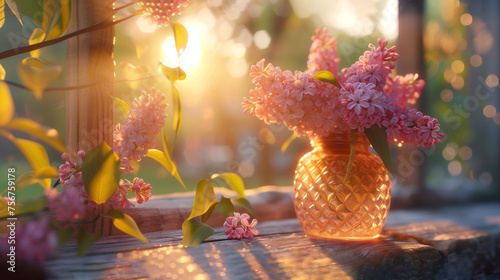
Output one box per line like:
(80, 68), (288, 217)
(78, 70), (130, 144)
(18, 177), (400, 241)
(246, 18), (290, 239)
(440, 89), (453, 102)
(254, 30), (271, 49)
(470, 55), (482, 67)
(483, 105), (497, 118)
(460, 13), (473, 26)
(485, 74), (499, 88)
(448, 160), (462, 176)
(458, 146), (472, 161)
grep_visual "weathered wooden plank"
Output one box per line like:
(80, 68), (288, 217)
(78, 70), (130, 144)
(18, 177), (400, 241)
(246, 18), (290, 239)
(121, 186), (295, 235)
(384, 205), (500, 279)
(44, 196), (500, 279)
(46, 219), (442, 280)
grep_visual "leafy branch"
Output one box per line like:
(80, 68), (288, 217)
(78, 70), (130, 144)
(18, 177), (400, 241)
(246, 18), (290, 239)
(0, 14), (137, 60)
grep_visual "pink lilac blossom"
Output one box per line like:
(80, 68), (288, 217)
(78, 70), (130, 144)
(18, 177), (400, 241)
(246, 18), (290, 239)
(384, 74), (424, 110)
(243, 59), (347, 138)
(244, 28), (444, 147)
(113, 87), (168, 174)
(45, 187), (86, 222)
(0, 217), (57, 265)
(223, 212), (258, 240)
(307, 27), (340, 76)
(138, 0), (189, 27)
(130, 178), (152, 204)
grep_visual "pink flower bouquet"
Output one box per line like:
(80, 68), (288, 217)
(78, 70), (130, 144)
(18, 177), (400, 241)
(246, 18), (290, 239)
(243, 28), (444, 172)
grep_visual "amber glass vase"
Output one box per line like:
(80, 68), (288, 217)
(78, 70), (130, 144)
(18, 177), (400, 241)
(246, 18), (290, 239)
(293, 131), (391, 240)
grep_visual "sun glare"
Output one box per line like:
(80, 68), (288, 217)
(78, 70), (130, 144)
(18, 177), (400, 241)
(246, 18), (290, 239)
(161, 22), (202, 73)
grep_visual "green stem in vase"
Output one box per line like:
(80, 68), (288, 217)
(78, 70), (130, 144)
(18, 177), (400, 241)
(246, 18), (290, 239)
(344, 130), (357, 184)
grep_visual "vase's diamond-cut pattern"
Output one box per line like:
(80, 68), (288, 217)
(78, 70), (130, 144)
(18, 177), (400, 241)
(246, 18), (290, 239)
(294, 149), (391, 240)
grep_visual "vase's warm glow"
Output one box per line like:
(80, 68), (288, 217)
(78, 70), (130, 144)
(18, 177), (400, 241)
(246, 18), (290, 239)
(293, 132), (391, 240)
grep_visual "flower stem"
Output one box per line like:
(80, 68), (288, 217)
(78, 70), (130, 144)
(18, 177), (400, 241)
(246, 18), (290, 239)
(344, 130), (357, 184)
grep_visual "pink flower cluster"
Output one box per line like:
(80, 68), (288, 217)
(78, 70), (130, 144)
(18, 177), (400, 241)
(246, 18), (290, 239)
(138, 0), (189, 26)
(223, 212), (259, 239)
(242, 59), (348, 138)
(0, 217), (57, 265)
(113, 87), (168, 174)
(244, 28), (445, 148)
(307, 28), (340, 76)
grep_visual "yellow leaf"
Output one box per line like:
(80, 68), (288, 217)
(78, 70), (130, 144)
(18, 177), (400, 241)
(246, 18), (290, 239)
(5, 0), (22, 26)
(29, 28), (46, 58)
(281, 132), (298, 152)
(0, 82), (14, 127)
(0, 63), (5, 80)
(81, 141), (120, 204)
(0, 130), (53, 189)
(1, 166), (57, 195)
(7, 118), (67, 153)
(0, 0), (5, 29)
(45, 0), (71, 40)
(105, 209), (148, 243)
(17, 57), (62, 100)
(172, 22), (188, 58)
(147, 148), (186, 189)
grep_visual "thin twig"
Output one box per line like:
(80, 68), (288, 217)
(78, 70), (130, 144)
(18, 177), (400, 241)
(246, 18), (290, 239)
(0, 14), (137, 60)
(114, 2), (139, 12)
(3, 74), (163, 92)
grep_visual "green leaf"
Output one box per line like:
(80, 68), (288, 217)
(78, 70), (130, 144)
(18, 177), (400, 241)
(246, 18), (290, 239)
(201, 202), (218, 223)
(281, 132), (298, 152)
(106, 93), (131, 118)
(211, 173), (246, 199)
(146, 148), (186, 189)
(188, 178), (218, 220)
(81, 141), (120, 204)
(171, 84), (182, 150)
(28, 28), (46, 58)
(231, 198), (256, 217)
(57, 227), (74, 249)
(0, 1), (5, 29)
(158, 61), (186, 82)
(1, 166), (58, 195)
(77, 229), (101, 256)
(215, 196), (235, 217)
(5, 0), (22, 26)
(105, 209), (148, 243)
(365, 126), (394, 176)
(181, 219), (214, 247)
(17, 57), (63, 100)
(172, 22), (188, 58)
(0, 196), (47, 219)
(7, 118), (67, 153)
(312, 70), (341, 88)
(0, 82), (14, 127)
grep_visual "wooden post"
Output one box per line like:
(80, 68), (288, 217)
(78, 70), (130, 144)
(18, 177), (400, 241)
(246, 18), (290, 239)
(66, 0), (115, 235)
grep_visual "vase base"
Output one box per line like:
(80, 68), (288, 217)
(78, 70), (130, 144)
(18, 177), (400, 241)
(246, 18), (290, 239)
(304, 232), (381, 241)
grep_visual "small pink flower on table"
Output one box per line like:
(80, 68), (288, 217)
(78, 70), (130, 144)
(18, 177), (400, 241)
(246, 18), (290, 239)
(223, 212), (258, 240)
(240, 213), (259, 239)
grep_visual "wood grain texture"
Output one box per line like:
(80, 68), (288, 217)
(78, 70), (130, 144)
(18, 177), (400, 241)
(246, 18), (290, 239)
(44, 203), (500, 279)
(66, 0), (115, 236)
(121, 186), (296, 235)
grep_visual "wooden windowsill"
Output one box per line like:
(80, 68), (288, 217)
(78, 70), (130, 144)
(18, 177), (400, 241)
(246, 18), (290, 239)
(43, 188), (500, 279)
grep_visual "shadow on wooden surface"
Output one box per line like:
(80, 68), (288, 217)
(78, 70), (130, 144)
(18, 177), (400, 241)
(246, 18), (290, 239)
(45, 200), (500, 279)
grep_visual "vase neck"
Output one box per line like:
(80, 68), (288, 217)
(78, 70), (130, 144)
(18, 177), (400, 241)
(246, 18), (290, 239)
(311, 131), (370, 153)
